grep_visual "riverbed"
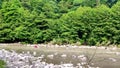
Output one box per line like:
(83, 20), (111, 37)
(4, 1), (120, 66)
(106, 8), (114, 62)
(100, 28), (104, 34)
(0, 44), (120, 68)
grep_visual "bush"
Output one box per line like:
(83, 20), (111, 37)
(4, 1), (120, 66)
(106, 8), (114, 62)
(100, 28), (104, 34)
(0, 0), (120, 46)
(0, 60), (6, 68)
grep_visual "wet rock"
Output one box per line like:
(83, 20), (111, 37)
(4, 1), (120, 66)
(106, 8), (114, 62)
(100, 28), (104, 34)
(0, 49), (98, 68)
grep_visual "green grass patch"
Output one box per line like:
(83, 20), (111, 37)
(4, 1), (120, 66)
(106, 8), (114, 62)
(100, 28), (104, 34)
(0, 60), (6, 68)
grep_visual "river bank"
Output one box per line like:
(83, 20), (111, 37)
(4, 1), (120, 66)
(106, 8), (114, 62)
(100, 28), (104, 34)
(0, 44), (120, 68)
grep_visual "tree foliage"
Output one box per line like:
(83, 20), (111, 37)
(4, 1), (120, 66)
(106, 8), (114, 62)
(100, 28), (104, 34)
(0, 0), (120, 45)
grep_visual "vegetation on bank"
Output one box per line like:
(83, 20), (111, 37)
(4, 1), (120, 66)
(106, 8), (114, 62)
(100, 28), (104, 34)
(0, 0), (120, 45)
(0, 60), (6, 68)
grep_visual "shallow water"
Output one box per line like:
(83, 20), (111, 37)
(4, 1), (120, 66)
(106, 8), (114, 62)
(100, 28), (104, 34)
(34, 52), (120, 68)
(0, 45), (120, 68)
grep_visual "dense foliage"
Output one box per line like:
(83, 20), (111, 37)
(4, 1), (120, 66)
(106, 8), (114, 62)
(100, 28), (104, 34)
(0, 60), (6, 68)
(0, 0), (120, 45)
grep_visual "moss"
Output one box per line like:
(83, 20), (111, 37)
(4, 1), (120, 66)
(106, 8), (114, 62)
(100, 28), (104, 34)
(0, 60), (6, 68)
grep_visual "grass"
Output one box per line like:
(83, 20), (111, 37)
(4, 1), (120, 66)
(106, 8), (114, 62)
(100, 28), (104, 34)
(0, 60), (6, 68)
(117, 44), (120, 48)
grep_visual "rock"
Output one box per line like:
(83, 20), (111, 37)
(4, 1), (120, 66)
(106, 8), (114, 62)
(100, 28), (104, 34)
(0, 49), (98, 68)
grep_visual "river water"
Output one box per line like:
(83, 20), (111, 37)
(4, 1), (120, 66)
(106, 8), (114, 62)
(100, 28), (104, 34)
(0, 45), (120, 68)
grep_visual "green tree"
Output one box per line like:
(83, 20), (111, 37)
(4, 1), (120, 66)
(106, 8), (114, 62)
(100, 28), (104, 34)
(0, 0), (26, 42)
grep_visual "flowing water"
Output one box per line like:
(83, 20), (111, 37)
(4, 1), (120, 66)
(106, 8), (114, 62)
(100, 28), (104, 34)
(0, 44), (120, 68)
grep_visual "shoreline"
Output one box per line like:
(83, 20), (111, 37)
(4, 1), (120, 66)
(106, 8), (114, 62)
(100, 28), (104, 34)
(0, 43), (119, 49)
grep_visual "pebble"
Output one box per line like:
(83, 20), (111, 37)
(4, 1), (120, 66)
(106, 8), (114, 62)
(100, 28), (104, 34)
(0, 49), (98, 68)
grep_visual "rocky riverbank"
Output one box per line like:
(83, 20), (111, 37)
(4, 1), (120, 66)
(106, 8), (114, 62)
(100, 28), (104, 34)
(0, 49), (99, 68)
(0, 44), (120, 68)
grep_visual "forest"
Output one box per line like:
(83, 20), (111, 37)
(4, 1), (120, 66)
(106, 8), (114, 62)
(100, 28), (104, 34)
(0, 0), (120, 46)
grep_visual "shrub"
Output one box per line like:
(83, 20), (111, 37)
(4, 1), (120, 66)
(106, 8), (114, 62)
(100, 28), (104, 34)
(0, 60), (6, 68)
